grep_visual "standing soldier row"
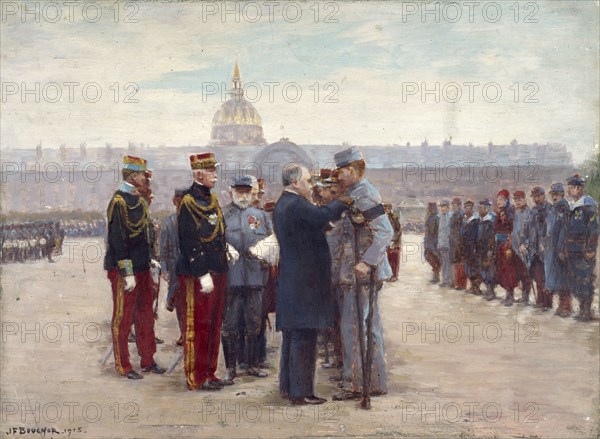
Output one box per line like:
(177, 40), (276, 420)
(424, 174), (598, 321)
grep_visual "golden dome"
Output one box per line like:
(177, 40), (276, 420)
(212, 98), (263, 127)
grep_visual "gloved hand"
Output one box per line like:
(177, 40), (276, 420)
(198, 273), (214, 294)
(124, 275), (136, 293)
(150, 259), (161, 269)
(226, 243), (240, 265)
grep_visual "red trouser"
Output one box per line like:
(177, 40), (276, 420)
(453, 263), (467, 288)
(108, 269), (157, 375)
(179, 273), (227, 390)
(387, 246), (401, 278)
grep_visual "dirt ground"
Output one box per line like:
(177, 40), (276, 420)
(1, 234), (598, 439)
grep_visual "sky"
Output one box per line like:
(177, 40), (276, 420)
(1, 1), (598, 164)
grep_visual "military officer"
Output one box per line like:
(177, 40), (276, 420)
(176, 153), (229, 390)
(545, 183), (571, 317)
(564, 174), (598, 321)
(221, 175), (272, 383)
(333, 146), (393, 400)
(104, 155), (165, 380)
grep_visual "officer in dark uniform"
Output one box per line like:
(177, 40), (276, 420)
(564, 174), (598, 321)
(104, 155), (165, 380)
(221, 175), (272, 383)
(176, 153), (229, 390)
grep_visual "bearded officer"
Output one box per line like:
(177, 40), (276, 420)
(104, 155), (165, 379)
(177, 153), (229, 390)
(221, 175), (272, 384)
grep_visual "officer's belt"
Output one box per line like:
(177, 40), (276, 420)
(362, 203), (385, 221)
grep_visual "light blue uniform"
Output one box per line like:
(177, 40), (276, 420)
(337, 178), (393, 394)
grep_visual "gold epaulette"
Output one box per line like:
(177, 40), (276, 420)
(179, 193), (224, 242)
(107, 194), (149, 238)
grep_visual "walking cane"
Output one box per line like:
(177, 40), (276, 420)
(362, 270), (377, 410)
(353, 226), (369, 410)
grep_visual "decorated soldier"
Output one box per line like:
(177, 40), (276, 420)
(176, 153), (229, 390)
(545, 183), (571, 317)
(333, 146), (393, 401)
(384, 203), (402, 282)
(424, 202), (441, 283)
(564, 174), (598, 321)
(437, 200), (452, 287)
(512, 190), (533, 304)
(520, 186), (552, 309)
(478, 200), (497, 300)
(160, 188), (186, 344)
(461, 200), (482, 294)
(221, 175), (272, 384)
(103, 155), (165, 380)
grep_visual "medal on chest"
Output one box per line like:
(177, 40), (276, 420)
(248, 215), (261, 230)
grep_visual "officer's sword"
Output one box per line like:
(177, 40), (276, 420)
(353, 226), (370, 410)
(166, 350), (183, 374)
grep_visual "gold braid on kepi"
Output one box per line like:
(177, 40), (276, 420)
(107, 195), (150, 238)
(179, 193), (224, 243)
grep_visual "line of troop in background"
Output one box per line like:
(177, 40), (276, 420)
(424, 175), (598, 321)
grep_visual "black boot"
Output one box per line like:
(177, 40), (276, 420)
(246, 335), (268, 378)
(485, 284), (496, 301)
(503, 290), (514, 307)
(221, 335), (237, 385)
(516, 289), (530, 305)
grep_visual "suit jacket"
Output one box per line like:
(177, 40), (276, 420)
(274, 191), (348, 331)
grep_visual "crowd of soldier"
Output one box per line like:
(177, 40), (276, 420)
(0, 221), (64, 263)
(423, 176), (598, 321)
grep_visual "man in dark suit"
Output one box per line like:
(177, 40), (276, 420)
(274, 164), (350, 405)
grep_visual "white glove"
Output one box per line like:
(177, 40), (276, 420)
(150, 259), (161, 269)
(226, 243), (240, 265)
(248, 234), (280, 266)
(124, 275), (136, 293)
(198, 273), (214, 294)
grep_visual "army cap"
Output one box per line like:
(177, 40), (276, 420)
(334, 146), (364, 169)
(549, 182), (564, 193)
(230, 175), (254, 188)
(566, 174), (585, 186)
(439, 199), (450, 207)
(530, 186), (545, 196)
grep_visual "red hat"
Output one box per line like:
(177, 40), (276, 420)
(497, 189), (509, 199)
(513, 190), (525, 199)
(190, 153), (218, 170)
(451, 196), (462, 205)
